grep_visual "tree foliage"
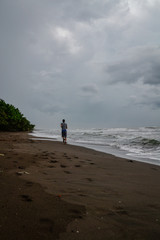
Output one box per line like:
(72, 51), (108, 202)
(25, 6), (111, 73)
(0, 99), (35, 131)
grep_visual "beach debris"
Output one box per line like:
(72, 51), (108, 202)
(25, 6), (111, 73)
(71, 229), (80, 234)
(128, 160), (133, 163)
(56, 194), (62, 199)
(0, 153), (4, 157)
(16, 171), (30, 176)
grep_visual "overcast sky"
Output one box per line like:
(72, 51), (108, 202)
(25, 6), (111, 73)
(0, 0), (160, 129)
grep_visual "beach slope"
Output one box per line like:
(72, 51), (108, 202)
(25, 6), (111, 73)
(0, 132), (160, 240)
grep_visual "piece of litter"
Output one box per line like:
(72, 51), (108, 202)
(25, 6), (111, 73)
(76, 230), (79, 234)
(56, 194), (62, 198)
(0, 154), (4, 157)
(16, 171), (30, 176)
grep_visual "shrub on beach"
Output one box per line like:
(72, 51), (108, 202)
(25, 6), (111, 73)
(0, 99), (35, 131)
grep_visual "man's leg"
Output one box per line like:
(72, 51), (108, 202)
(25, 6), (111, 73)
(64, 131), (67, 144)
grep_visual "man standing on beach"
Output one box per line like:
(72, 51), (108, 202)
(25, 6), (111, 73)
(61, 119), (67, 144)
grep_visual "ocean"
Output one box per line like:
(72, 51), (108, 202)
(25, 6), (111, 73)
(29, 127), (160, 166)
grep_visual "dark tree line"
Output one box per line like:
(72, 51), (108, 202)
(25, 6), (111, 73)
(0, 99), (35, 131)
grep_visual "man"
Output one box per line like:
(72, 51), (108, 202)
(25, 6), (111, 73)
(61, 119), (67, 144)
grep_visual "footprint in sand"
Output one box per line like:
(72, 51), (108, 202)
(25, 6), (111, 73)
(63, 154), (71, 159)
(64, 170), (72, 174)
(18, 166), (25, 170)
(78, 193), (86, 197)
(60, 164), (67, 168)
(21, 195), (33, 202)
(75, 165), (81, 168)
(86, 178), (93, 182)
(49, 160), (58, 163)
(48, 166), (55, 168)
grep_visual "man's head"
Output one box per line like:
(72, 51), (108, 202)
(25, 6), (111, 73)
(62, 119), (65, 123)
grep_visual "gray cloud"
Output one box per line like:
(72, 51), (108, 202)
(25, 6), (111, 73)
(81, 85), (98, 94)
(105, 46), (160, 85)
(132, 91), (160, 110)
(0, 0), (160, 128)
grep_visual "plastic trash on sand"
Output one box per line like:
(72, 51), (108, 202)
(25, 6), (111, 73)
(0, 153), (5, 157)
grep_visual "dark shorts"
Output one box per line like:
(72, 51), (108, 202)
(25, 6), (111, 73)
(62, 129), (67, 138)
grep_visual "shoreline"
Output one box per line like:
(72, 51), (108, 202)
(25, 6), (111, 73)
(29, 127), (160, 167)
(30, 135), (160, 167)
(1, 132), (160, 239)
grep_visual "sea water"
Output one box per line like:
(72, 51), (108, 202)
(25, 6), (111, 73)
(29, 127), (160, 166)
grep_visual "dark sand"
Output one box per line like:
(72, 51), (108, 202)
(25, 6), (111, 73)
(0, 132), (160, 240)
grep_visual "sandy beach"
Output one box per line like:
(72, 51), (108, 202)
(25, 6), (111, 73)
(0, 132), (160, 240)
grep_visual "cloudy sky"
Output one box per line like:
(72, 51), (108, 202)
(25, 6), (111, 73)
(0, 0), (160, 129)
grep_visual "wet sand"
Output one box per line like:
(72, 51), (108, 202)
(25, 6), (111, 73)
(0, 132), (160, 239)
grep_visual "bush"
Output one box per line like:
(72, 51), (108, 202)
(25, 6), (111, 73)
(0, 99), (35, 131)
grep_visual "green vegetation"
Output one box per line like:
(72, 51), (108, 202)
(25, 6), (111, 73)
(0, 99), (35, 131)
